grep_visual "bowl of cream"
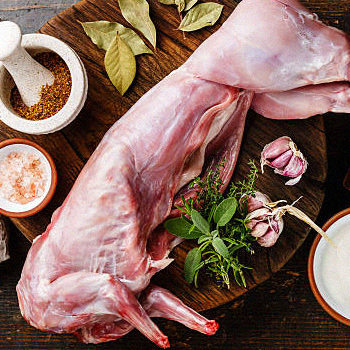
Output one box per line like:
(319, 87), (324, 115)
(308, 208), (350, 325)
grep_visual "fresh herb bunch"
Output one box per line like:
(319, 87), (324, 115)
(164, 160), (258, 288)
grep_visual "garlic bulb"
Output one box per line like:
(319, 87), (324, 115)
(261, 136), (307, 185)
(242, 192), (284, 247)
(242, 192), (332, 248)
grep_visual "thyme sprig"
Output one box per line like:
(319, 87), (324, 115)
(164, 161), (258, 289)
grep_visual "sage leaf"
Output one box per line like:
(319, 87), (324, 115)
(104, 34), (136, 96)
(164, 217), (202, 239)
(184, 0), (198, 11)
(184, 247), (201, 283)
(118, 0), (157, 48)
(198, 235), (210, 244)
(80, 21), (152, 55)
(214, 197), (237, 226)
(191, 210), (210, 234)
(178, 2), (223, 32)
(212, 237), (229, 258)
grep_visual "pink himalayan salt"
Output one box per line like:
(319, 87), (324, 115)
(0, 152), (47, 205)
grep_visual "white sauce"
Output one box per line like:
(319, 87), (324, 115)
(316, 222), (350, 318)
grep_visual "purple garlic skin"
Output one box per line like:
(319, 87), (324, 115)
(261, 136), (307, 185)
(243, 192), (284, 247)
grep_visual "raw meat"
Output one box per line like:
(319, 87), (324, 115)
(252, 83), (350, 119)
(185, 0), (350, 91)
(17, 0), (350, 347)
(17, 70), (250, 347)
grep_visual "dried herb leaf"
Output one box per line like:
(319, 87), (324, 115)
(178, 2), (223, 32)
(157, 0), (176, 4)
(104, 34), (136, 95)
(80, 21), (152, 55)
(118, 0), (157, 48)
(175, 0), (186, 12)
(184, 0), (198, 11)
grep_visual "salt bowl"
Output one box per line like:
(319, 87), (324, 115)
(0, 138), (57, 217)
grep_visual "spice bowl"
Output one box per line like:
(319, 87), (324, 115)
(308, 208), (350, 326)
(0, 138), (57, 217)
(0, 32), (88, 134)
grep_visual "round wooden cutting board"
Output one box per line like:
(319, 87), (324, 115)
(3, 0), (327, 312)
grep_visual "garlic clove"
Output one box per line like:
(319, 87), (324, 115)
(261, 136), (291, 161)
(261, 136), (307, 185)
(257, 228), (279, 247)
(250, 222), (269, 237)
(246, 219), (258, 230)
(270, 149), (293, 169)
(242, 192), (271, 212)
(282, 153), (307, 179)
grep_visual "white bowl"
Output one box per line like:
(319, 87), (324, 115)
(0, 33), (88, 134)
(308, 208), (350, 326)
(0, 138), (57, 217)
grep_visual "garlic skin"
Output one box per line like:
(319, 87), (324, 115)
(243, 192), (284, 247)
(261, 136), (307, 185)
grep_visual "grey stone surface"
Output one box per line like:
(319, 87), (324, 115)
(0, 0), (79, 34)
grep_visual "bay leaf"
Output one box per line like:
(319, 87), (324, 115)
(178, 2), (224, 32)
(104, 34), (136, 96)
(175, 0), (185, 12)
(158, 0), (184, 12)
(184, 0), (198, 11)
(80, 21), (152, 55)
(118, 0), (157, 48)
(157, 0), (176, 4)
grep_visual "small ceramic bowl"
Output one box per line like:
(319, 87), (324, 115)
(0, 33), (88, 134)
(0, 138), (57, 217)
(308, 208), (350, 326)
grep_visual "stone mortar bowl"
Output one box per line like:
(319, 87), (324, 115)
(0, 33), (88, 134)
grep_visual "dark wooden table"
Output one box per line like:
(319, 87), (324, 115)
(1, 1), (350, 349)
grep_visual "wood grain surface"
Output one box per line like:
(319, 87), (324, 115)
(2, 0), (327, 311)
(0, 0), (350, 349)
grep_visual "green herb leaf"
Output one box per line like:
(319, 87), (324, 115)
(198, 235), (210, 244)
(80, 21), (152, 55)
(164, 217), (202, 238)
(212, 237), (229, 258)
(184, 0), (198, 11)
(104, 34), (136, 96)
(184, 247), (201, 283)
(214, 197), (238, 227)
(211, 229), (219, 238)
(178, 2), (223, 32)
(191, 210), (210, 234)
(118, 0), (157, 48)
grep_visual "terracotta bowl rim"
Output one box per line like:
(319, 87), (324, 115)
(0, 138), (57, 218)
(308, 207), (350, 326)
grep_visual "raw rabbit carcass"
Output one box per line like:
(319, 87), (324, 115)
(17, 70), (252, 348)
(17, 0), (350, 347)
